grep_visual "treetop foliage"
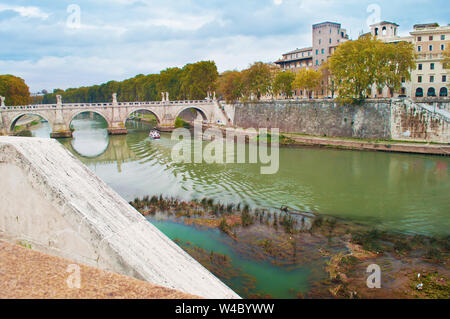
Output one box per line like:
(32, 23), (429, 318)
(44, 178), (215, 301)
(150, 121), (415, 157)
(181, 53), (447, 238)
(0, 74), (31, 106)
(329, 35), (416, 102)
(42, 61), (219, 104)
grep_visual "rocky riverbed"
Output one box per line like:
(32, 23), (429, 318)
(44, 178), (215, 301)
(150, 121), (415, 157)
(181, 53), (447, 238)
(131, 195), (449, 299)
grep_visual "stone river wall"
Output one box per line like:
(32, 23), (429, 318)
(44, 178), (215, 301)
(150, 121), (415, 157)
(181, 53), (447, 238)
(231, 99), (449, 143)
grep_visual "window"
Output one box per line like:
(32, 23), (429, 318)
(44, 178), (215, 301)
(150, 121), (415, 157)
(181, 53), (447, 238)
(316, 49), (319, 55)
(418, 76), (422, 83)
(316, 60), (319, 65)
(319, 39), (322, 45)
(429, 36), (433, 41)
(443, 75), (447, 83)
(418, 64), (422, 70)
(321, 49), (324, 54)
(429, 45), (433, 51)
(430, 63), (435, 70)
(430, 76), (434, 83)
(441, 44), (445, 51)
(441, 35), (446, 40)
(418, 46), (422, 52)
(329, 38), (332, 44)
(415, 88), (423, 97)
(417, 36), (421, 42)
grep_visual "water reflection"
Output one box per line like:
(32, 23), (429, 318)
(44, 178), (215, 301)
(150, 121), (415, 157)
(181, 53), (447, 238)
(69, 113), (109, 158)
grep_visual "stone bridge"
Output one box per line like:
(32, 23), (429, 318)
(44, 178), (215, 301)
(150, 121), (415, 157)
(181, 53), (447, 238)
(0, 93), (227, 138)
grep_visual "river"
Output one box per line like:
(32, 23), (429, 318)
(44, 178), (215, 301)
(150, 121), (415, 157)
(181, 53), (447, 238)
(27, 115), (450, 298)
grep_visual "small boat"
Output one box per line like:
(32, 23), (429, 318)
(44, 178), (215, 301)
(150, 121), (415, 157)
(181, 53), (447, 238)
(149, 129), (160, 139)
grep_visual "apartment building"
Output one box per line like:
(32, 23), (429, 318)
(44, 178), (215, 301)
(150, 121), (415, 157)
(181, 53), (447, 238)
(410, 23), (449, 98)
(370, 22), (449, 98)
(275, 22), (349, 98)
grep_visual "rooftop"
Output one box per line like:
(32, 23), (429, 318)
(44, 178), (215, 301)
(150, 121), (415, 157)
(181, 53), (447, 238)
(370, 21), (400, 27)
(313, 21), (341, 28)
(413, 23), (440, 29)
(283, 47), (313, 55)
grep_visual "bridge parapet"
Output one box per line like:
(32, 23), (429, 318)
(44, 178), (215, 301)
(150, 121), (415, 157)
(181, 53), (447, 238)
(1, 100), (213, 111)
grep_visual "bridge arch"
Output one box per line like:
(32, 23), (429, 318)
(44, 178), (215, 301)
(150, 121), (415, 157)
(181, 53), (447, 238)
(9, 112), (51, 133)
(125, 108), (162, 124)
(175, 106), (209, 123)
(68, 110), (111, 128)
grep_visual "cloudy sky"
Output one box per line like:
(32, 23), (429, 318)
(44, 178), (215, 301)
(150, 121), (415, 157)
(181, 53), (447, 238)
(1, 0), (448, 92)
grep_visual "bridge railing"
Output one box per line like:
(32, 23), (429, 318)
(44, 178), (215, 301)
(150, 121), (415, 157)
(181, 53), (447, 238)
(2, 104), (58, 111)
(1, 99), (213, 111)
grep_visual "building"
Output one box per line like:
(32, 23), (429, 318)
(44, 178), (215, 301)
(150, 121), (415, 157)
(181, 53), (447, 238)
(275, 21), (449, 99)
(274, 47), (313, 72)
(370, 22), (449, 98)
(410, 23), (449, 98)
(369, 21), (414, 98)
(275, 22), (349, 98)
(312, 22), (349, 68)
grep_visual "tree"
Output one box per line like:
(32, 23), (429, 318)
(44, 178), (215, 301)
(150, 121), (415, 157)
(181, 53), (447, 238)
(241, 62), (274, 100)
(158, 67), (183, 100)
(273, 71), (296, 98)
(181, 61), (219, 100)
(376, 41), (416, 96)
(39, 61), (218, 104)
(320, 62), (336, 98)
(329, 35), (416, 102)
(293, 68), (322, 98)
(217, 71), (244, 103)
(0, 75), (31, 106)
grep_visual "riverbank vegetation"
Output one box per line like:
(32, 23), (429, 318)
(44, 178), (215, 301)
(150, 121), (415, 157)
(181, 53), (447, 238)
(130, 195), (449, 299)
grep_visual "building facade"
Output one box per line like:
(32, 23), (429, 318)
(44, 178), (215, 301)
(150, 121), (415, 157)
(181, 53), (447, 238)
(275, 22), (349, 98)
(369, 22), (449, 98)
(410, 23), (449, 98)
(275, 21), (449, 100)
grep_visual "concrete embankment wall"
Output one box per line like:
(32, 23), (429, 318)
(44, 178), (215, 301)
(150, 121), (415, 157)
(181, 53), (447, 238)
(0, 137), (239, 299)
(232, 100), (449, 143)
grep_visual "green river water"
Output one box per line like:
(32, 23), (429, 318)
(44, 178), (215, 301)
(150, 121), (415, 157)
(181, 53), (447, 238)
(28, 115), (449, 298)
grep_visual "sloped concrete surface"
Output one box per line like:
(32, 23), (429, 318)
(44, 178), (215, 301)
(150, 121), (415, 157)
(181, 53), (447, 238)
(0, 137), (239, 299)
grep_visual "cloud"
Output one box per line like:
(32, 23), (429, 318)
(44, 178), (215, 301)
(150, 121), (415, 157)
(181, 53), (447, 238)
(0, 3), (49, 20)
(0, 0), (449, 92)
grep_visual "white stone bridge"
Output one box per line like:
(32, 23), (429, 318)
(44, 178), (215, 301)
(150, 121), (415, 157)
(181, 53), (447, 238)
(0, 93), (227, 138)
